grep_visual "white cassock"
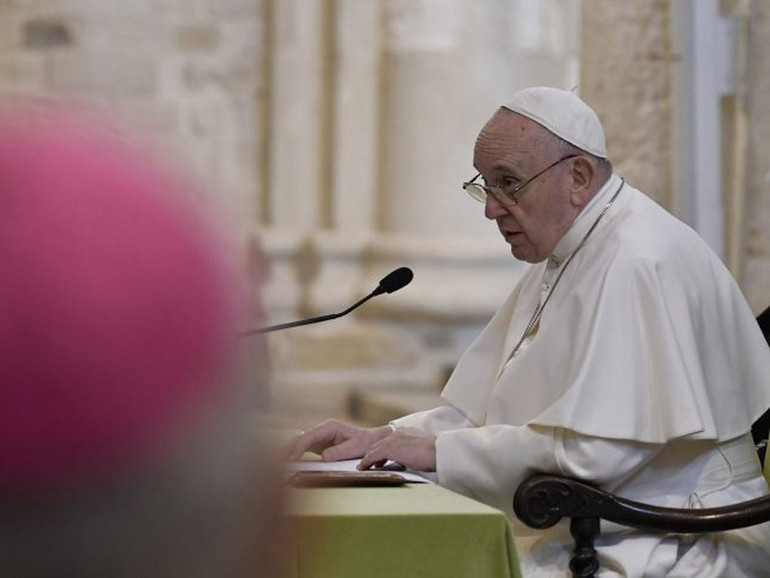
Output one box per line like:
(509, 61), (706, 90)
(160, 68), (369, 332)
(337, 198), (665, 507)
(393, 175), (770, 577)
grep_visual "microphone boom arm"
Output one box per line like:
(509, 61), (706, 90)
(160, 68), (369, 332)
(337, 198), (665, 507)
(240, 266), (412, 337)
(241, 291), (378, 336)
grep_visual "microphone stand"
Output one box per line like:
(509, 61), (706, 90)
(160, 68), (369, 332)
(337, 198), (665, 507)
(241, 289), (382, 336)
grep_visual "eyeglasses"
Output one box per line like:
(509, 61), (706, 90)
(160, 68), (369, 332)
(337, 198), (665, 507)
(462, 154), (579, 207)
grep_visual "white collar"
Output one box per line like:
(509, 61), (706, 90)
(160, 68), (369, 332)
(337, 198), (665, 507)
(549, 174), (621, 267)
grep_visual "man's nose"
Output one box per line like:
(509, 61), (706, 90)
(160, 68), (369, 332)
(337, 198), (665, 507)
(484, 193), (508, 220)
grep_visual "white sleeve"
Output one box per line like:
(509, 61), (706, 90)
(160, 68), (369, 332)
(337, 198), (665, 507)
(436, 425), (662, 515)
(390, 405), (475, 435)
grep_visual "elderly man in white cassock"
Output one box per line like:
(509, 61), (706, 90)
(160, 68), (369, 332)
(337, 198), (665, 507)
(291, 87), (770, 576)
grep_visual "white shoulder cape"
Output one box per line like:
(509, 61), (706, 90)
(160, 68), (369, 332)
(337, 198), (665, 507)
(442, 178), (770, 443)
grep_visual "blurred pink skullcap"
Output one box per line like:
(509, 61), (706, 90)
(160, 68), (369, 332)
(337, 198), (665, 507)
(0, 108), (238, 493)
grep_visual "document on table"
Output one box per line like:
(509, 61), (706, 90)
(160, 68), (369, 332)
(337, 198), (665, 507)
(287, 459), (435, 484)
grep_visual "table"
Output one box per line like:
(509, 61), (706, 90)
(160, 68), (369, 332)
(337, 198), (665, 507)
(286, 483), (520, 578)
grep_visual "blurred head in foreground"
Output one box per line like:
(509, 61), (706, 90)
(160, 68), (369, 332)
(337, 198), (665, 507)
(0, 106), (281, 577)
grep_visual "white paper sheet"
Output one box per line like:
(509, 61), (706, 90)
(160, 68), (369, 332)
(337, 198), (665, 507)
(287, 459), (435, 484)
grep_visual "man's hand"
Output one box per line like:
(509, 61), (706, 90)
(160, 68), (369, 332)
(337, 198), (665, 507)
(357, 427), (436, 472)
(289, 419), (391, 462)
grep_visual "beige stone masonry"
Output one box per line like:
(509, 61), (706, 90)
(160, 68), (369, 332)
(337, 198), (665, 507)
(581, 0), (674, 209)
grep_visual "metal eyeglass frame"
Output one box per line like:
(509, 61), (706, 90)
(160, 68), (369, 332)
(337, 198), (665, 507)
(462, 154), (580, 207)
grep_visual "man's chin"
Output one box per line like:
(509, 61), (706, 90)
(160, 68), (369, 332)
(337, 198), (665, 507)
(510, 245), (546, 264)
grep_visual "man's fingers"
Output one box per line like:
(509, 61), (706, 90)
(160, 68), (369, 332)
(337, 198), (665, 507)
(285, 435), (303, 459)
(289, 420), (390, 462)
(357, 445), (387, 470)
(289, 423), (339, 460)
(321, 436), (366, 462)
(357, 432), (437, 471)
(288, 433), (319, 460)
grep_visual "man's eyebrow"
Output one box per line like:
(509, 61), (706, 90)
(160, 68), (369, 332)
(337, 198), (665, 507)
(489, 161), (524, 176)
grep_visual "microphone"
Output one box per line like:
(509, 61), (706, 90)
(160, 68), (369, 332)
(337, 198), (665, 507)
(371, 266), (413, 296)
(242, 267), (413, 336)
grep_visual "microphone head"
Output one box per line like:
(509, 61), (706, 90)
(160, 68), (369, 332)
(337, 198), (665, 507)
(377, 267), (414, 294)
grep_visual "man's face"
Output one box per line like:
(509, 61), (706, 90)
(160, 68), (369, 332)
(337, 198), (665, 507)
(473, 110), (581, 263)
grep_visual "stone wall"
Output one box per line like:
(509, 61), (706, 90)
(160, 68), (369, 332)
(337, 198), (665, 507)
(580, 0), (770, 314)
(3, 1), (769, 425)
(0, 1), (583, 426)
(0, 0), (264, 244)
(580, 0), (674, 209)
(743, 1), (770, 312)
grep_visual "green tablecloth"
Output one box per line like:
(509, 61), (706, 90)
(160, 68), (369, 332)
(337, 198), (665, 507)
(286, 483), (520, 578)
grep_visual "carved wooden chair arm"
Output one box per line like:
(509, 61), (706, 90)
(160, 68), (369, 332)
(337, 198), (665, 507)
(513, 474), (770, 578)
(514, 473), (770, 533)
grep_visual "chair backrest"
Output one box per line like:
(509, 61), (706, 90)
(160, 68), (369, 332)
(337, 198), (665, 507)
(765, 449), (770, 485)
(757, 306), (770, 344)
(754, 306), (770, 464)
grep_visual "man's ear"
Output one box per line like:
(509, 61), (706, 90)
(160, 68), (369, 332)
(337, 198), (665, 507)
(568, 156), (595, 207)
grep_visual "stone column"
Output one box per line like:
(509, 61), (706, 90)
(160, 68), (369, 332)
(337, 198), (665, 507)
(260, 0), (328, 322)
(330, 0), (381, 234)
(580, 0), (674, 209)
(369, 0), (581, 324)
(742, 0), (770, 312)
(267, 0), (326, 230)
(307, 0), (383, 315)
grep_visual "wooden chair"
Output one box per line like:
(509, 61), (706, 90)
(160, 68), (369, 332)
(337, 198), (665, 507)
(753, 306), (770, 462)
(514, 308), (770, 578)
(513, 472), (770, 578)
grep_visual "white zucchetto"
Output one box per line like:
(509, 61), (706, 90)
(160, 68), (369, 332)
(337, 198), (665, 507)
(502, 87), (607, 158)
